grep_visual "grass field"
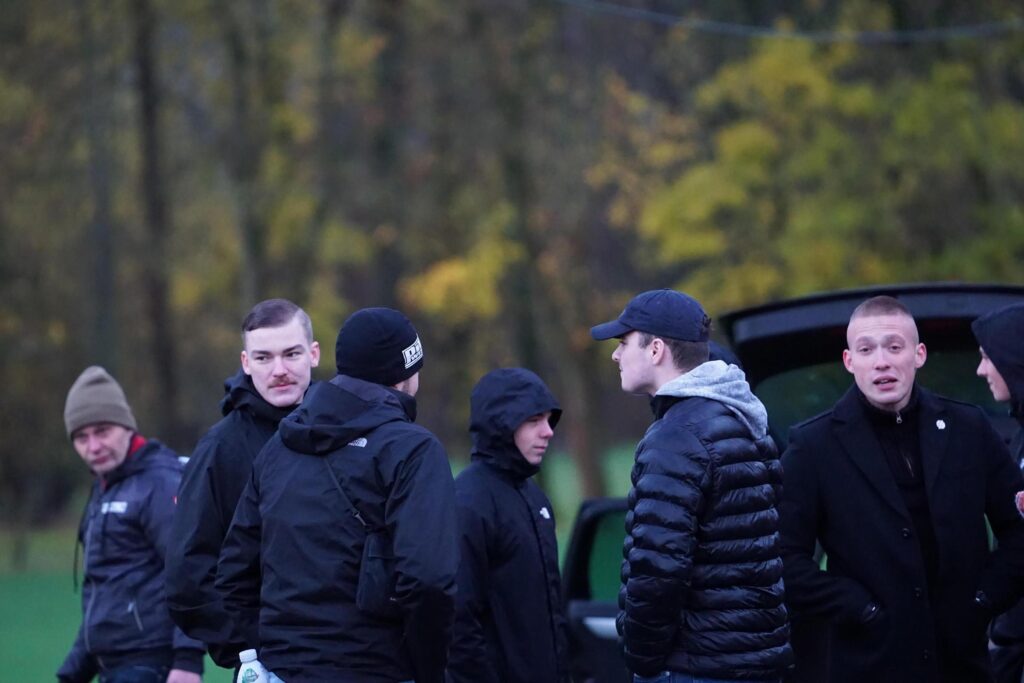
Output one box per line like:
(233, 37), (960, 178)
(0, 526), (230, 681)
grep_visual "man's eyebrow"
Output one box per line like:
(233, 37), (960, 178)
(250, 344), (303, 355)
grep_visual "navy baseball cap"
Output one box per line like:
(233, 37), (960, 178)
(590, 289), (710, 342)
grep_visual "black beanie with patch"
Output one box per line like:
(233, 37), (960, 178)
(335, 307), (424, 386)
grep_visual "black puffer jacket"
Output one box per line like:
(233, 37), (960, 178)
(216, 374), (458, 683)
(448, 368), (570, 683)
(619, 361), (792, 680)
(166, 369), (296, 667)
(58, 438), (204, 682)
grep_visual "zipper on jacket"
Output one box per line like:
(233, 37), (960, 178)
(82, 499), (97, 654)
(130, 599), (144, 632)
(895, 411), (903, 425)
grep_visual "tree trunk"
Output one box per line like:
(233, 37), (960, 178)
(81, 0), (117, 371)
(132, 0), (182, 439)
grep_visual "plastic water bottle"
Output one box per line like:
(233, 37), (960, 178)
(237, 649), (270, 683)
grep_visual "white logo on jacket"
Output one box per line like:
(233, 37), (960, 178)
(348, 438), (368, 448)
(539, 507), (551, 520)
(101, 501), (128, 514)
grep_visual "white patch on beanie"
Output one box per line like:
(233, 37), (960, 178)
(403, 336), (423, 369)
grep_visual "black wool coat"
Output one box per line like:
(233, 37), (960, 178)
(780, 385), (1024, 683)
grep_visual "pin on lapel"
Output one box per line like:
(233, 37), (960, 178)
(936, 419), (946, 430)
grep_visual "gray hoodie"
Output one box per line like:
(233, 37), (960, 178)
(656, 359), (768, 439)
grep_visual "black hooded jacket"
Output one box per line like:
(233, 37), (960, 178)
(973, 306), (1024, 653)
(166, 369), (295, 666)
(447, 368), (570, 683)
(973, 305), (1024, 461)
(216, 374), (458, 683)
(58, 439), (204, 682)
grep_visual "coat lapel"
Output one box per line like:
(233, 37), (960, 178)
(833, 387), (911, 522)
(916, 388), (949, 499)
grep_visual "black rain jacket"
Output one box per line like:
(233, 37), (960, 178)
(447, 368), (570, 683)
(166, 369), (296, 667)
(58, 439), (204, 682)
(619, 361), (792, 680)
(973, 306), (1024, 662)
(216, 374), (458, 683)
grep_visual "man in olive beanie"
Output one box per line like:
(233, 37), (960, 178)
(217, 307), (456, 683)
(58, 366), (204, 683)
(64, 366), (138, 438)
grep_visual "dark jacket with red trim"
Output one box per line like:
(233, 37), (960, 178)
(58, 437), (204, 683)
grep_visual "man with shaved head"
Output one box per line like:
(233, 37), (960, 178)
(779, 295), (1024, 682)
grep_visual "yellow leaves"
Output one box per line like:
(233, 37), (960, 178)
(401, 229), (524, 325)
(698, 40), (836, 119)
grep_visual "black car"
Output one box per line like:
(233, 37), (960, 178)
(564, 282), (1024, 683)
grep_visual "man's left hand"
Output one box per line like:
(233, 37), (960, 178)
(166, 669), (201, 683)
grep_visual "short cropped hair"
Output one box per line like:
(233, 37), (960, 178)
(849, 295), (913, 322)
(241, 298), (313, 345)
(638, 332), (709, 372)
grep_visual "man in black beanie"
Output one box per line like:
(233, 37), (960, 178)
(217, 307), (458, 683)
(58, 367), (205, 683)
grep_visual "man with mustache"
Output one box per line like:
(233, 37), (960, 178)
(166, 299), (320, 669)
(780, 295), (1024, 682)
(58, 367), (204, 683)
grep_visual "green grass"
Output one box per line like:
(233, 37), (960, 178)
(0, 526), (229, 681)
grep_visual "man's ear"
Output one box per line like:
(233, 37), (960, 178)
(648, 337), (668, 365)
(309, 341), (321, 368)
(240, 350), (252, 376)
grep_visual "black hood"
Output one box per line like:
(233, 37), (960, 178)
(278, 374), (415, 455)
(973, 303), (1024, 410)
(469, 368), (561, 481)
(220, 368), (297, 424)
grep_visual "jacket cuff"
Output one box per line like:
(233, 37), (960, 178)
(172, 649), (204, 675)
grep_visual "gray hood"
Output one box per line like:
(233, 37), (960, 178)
(656, 360), (768, 439)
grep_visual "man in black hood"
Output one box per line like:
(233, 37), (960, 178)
(216, 307), (458, 683)
(166, 299), (320, 668)
(973, 302), (1024, 683)
(447, 368), (570, 683)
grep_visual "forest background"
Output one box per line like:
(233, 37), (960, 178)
(2, 0), (1024, 581)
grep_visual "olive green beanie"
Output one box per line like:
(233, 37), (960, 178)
(64, 366), (137, 438)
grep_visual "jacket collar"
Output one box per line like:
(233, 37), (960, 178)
(832, 384), (950, 518)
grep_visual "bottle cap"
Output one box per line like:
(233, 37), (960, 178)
(239, 649), (258, 663)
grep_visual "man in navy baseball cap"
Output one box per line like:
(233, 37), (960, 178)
(590, 289), (792, 681)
